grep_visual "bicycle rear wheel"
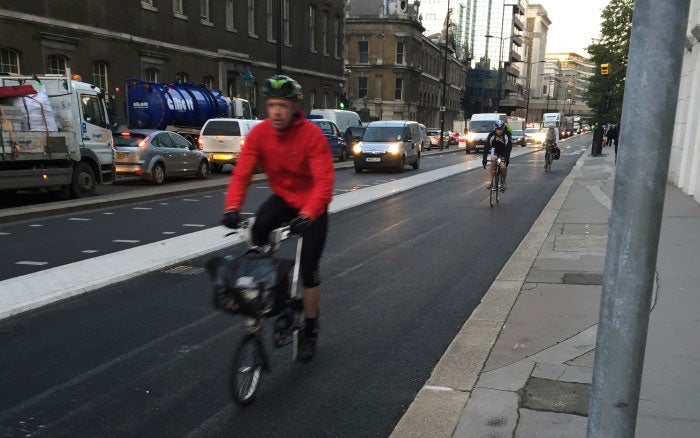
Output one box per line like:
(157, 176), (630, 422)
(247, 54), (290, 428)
(231, 333), (264, 405)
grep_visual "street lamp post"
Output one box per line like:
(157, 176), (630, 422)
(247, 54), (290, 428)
(439, 0), (451, 150)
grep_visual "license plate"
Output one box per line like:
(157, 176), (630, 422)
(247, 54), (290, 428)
(366, 157), (381, 162)
(116, 152), (127, 160)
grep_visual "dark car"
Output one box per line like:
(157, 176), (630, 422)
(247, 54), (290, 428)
(310, 119), (350, 161)
(114, 130), (209, 185)
(511, 129), (526, 147)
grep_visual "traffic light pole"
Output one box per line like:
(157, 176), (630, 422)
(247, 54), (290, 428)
(587, 0), (690, 436)
(439, 0), (450, 151)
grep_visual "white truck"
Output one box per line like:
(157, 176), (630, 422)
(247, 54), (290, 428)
(0, 71), (114, 198)
(465, 113), (508, 153)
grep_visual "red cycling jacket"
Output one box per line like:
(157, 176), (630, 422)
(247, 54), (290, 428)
(224, 111), (335, 221)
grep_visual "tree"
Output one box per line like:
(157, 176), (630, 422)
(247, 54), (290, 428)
(584, 0), (634, 123)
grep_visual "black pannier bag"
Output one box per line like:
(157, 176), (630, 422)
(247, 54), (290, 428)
(207, 248), (294, 317)
(552, 146), (561, 160)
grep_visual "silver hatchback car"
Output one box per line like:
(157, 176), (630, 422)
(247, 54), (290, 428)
(114, 130), (210, 185)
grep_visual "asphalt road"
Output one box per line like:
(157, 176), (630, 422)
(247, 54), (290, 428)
(0, 137), (590, 437)
(0, 147), (481, 280)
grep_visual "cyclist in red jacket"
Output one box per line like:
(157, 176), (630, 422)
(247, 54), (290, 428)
(221, 75), (335, 361)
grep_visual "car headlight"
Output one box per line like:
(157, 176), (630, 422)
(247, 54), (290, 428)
(467, 133), (476, 141)
(353, 142), (363, 155)
(387, 143), (400, 154)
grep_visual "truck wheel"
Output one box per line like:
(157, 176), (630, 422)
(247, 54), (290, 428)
(195, 160), (209, 179)
(151, 163), (165, 185)
(70, 162), (96, 198)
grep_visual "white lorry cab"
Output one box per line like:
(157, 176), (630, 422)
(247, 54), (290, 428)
(309, 109), (361, 132)
(0, 70), (114, 198)
(465, 113), (508, 153)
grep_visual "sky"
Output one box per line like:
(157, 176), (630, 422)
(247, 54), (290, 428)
(534, 0), (610, 56)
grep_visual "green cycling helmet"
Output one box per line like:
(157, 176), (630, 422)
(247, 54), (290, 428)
(262, 75), (303, 100)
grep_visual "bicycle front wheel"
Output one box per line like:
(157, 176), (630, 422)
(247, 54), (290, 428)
(231, 333), (264, 405)
(489, 171), (498, 207)
(545, 151), (552, 172)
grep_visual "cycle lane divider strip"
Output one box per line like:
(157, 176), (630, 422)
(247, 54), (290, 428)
(0, 147), (537, 321)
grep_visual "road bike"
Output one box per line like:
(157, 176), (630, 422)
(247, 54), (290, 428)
(207, 219), (303, 405)
(488, 156), (504, 207)
(544, 141), (555, 172)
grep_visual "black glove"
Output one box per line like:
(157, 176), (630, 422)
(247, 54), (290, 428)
(289, 215), (311, 235)
(482, 160), (487, 169)
(221, 210), (240, 229)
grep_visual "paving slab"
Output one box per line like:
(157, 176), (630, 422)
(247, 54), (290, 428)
(476, 360), (535, 392)
(561, 223), (609, 236)
(452, 388), (518, 438)
(531, 363), (593, 384)
(532, 255), (605, 272)
(566, 350), (595, 367)
(519, 377), (590, 416)
(515, 409), (587, 438)
(553, 235), (607, 252)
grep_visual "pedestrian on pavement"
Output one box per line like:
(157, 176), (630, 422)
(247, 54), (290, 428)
(221, 75), (335, 362)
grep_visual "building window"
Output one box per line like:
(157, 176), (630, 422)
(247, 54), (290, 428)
(333, 16), (340, 58)
(248, 0), (257, 37)
(267, 0), (276, 42)
(144, 67), (159, 82)
(358, 77), (368, 98)
(310, 90), (316, 109)
(141, 0), (158, 11)
(0, 48), (20, 74)
(175, 72), (188, 82)
(358, 41), (368, 64)
(324, 92), (329, 108)
(283, 0), (290, 44)
(322, 11), (329, 55)
(395, 78), (403, 100)
(47, 54), (68, 75)
(200, 0), (210, 21)
(396, 42), (404, 65)
(172, 0), (183, 14)
(226, 0), (236, 30)
(309, 6), (316, 52)
(92, 61), (108, 91)
(204, 75), (214, 88)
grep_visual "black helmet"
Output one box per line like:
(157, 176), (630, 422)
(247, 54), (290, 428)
(262, 75), (303, 100)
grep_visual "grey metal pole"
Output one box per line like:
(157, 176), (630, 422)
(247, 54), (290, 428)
(276, 0), (282, 75)
(587, 0), (690, 436)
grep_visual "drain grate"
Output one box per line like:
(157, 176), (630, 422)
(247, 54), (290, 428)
(162, 265), (206, 275)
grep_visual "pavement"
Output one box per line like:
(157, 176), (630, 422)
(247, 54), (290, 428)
(392, 148), (700, 437)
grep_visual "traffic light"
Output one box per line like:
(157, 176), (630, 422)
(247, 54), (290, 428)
(339, 93), (349, 109)
(600, 63), (610, 75)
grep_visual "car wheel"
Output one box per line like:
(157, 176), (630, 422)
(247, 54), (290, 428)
(339, 148), (347, 162)
(354, 164), (363, 173)
(412, 153), (420, 170)
(466, 147), (471, 154)
(396, 156), (405, 173)
(195, 160), (209, 179)
(70, 161), (96, 198)
(210, 163), (224, 173)
(151, 163), (165, 185)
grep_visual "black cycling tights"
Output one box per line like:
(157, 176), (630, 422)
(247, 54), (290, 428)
(252, 195), (328, 288)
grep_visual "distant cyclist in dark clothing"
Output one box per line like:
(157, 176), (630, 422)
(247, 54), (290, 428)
(482, 120), (513, 191)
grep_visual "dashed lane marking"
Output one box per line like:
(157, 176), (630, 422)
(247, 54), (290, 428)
(0, 232), (9, 235)
(162, 231), (176, 235)
(182, 199), (199, 202)
(159, 202), (169, 205)
(68, 218), (91, 221)
(132, 207), (153, 210)
(16, 261), (48, 266)
(81, 250), (99, 254)
(113, 239), (140, 243)
(29, 224), (42, 227)
(102, 212), (114, 215)
(183, 224), (206, 228)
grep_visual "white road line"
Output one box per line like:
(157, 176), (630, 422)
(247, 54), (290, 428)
(81, 250), (99, 254)
(203, 195), (213, 198)
(132, 207), (153, 210)
(68, 218), (91, 221)
(241, 212), (254, 216)
(256, 186), (270, 189)
(162, 231), (176, 235)
(183, 224), (206, 228)
(0, 232), (10, 235)
(182, 199), (199, 202)
(113, 239), (140, 243)
(102, 212), (114, 215)
(159, 202), (169, 205)
(16, 261), (48, 266)
(29, 224), (42, 227)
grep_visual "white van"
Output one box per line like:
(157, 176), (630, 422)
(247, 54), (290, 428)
(309, 109), (361, 131)
(198, 118), (261, 172)
(465, 113), (508, 153)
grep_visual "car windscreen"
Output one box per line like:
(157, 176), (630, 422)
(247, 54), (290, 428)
(362, 127), (404, 142)
(426, 130), (440, 136)
(469, 121), (497, 133)
(114, 133), (146, 147)
(348, 127), (366, 137)
(524, 128), (539, 134)
(201, 121), (241, 136)
(311, 121), (335, 135)
(512, 130), (524, 136)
